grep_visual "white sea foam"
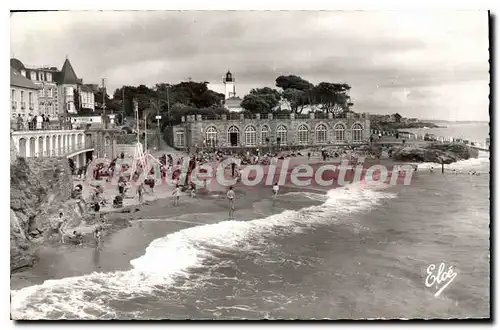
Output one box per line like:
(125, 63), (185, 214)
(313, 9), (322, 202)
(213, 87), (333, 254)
(11, 184), (397, 320)
(417, 153), (490, 173)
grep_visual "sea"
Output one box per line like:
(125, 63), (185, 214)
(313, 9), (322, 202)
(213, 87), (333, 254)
(10, 122), (491, 320)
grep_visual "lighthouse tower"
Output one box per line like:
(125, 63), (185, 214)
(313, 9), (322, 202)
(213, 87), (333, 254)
(223, 70), (236, 99)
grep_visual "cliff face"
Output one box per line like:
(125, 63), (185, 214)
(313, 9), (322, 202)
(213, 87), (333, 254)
(392, 143), (479, 164)
(10, 153), (76, 272)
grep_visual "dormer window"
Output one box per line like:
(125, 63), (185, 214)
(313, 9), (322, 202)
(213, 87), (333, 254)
(30, 71), (36, 80)
(21, 70), (26, 77)
(39, 72), (44, 81)
(46, 72), (52, 82)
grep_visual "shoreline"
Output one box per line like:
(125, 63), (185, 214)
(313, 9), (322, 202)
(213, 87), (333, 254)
(10, 184), (324, 291)
(10, 154), (436, 292)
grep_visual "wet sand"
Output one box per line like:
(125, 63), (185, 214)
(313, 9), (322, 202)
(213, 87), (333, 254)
(10, 184), (322, 291)
(10, 155), (403, 291)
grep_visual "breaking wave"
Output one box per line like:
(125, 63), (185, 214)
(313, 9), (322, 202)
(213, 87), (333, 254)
(11, 183), (397, 320)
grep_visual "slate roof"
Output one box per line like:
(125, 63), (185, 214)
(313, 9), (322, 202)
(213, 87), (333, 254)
(10, 68), (40, 90)
(10, 58), (26, 71)
(55, 58), (80, 85)
(80, 84), (94, 92)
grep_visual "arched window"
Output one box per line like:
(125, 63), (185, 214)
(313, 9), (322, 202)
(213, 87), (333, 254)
(244, 126), (257, 146)
(57, 136), (62, 155)
(52, 136), (56, 156)
(29, 137), (36, 157)
(45, 136), (51, 153)
(352, 123), (363, 142)
(297, 124), (309, 145)
(261, 125), (270, 145)
(334, 123), (345, 143)
(315, 124), (328, 144)
(205, 126), (217, 147)
(227, 125), (240, 146)
(38, 137), (44, 157)
(19, 138), (27, 158)
(276, 124), (287, 145)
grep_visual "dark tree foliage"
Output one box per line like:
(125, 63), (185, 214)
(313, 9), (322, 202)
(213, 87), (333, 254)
(394, 113), (402, 123)
(240, 87), (281, 113)
(311, 82), (352, 115)
(275, 75), (314, 91)
(112, 81), (224, 123)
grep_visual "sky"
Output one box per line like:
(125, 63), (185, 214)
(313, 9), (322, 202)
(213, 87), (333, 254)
(10, 11), (490, 121)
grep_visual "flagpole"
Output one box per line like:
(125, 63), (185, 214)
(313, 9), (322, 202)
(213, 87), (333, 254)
(144, 109), (147, 155)
(135, 99), (139, 145)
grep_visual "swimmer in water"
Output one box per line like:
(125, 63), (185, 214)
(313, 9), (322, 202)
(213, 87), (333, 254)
(430, 167), (434, 173)
(227, 186), (235, 217)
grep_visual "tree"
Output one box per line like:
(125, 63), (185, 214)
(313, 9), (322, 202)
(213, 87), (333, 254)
(394, 113), (402, 123)
(275, 75), (314, 113)
(240, 94), (271, 113)
(240, 87), (281, 113)
(282, 88), (312, 114)
(311, 82), (353, 115)
(95, 89), (120, 113)
(113, 86), (138, 117)
(275, 75), (314, 91)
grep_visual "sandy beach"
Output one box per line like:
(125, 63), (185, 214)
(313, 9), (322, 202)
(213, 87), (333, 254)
(10, 181), (323, 291)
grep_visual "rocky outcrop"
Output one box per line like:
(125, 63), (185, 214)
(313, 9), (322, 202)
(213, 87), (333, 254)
(10, 154), (78, 272)
(392, 143), (479, 164)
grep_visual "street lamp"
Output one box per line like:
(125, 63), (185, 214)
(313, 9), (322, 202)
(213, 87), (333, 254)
(155, 115), (162, 150)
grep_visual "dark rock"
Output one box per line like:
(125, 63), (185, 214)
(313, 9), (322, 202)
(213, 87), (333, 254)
(392, 143), (478, 164)
(10, 154), (76, 273)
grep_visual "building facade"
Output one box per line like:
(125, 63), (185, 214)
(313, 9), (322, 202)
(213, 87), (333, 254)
(10, 57), (96, 121)
(10, 68), (41, 121)
(171, 112), (370, 150)
(11, 59), (59, 119)
(80, 84), (96, 110)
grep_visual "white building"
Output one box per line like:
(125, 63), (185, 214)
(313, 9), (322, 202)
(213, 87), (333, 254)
(11, 57), (96, 119)
(11, 59), (59, 119)
(223, 70), (243, 112)
(10, 67), (41, 122)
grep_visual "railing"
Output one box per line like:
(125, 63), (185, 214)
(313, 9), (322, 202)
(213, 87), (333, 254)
(29, 142), (92, 158)
(20, 101), (26, 110)
(11, 121), (118, 132)
(11, 122), (79, 132)
(188, 111), (358, 122)
(11, 101), (17, 109)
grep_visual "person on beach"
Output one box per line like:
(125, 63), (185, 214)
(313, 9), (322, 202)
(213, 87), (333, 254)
(72, 230), (83, 245)
(227, 186), (235, 217)
(118, 179), (126, 196)
(172, 184), (181, 206)
(57, 212), (67, 244)
(93, 225), (102, 248)
(190, 183), (196, 198)
(231, 161), (236, 177)
(272, 182), (279, 205)
(137, 182), (145, 204)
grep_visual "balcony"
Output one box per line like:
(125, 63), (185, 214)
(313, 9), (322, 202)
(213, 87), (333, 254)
(11, 101), (17, 109)
(20, 102), (26, 110)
